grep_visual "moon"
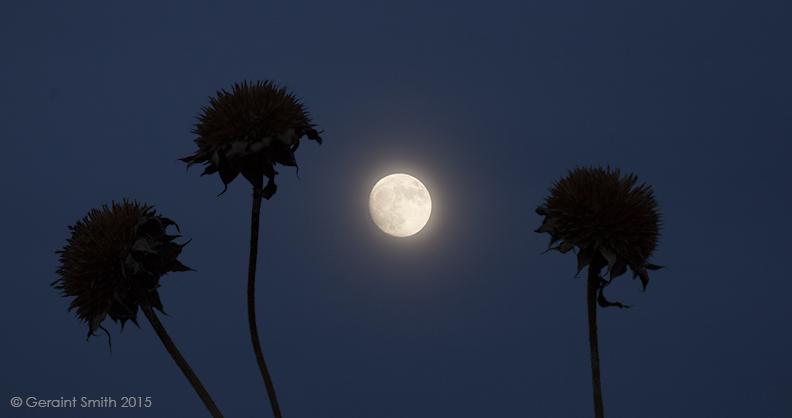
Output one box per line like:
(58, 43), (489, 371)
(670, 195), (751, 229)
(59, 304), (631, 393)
(369, 173), (432, 237)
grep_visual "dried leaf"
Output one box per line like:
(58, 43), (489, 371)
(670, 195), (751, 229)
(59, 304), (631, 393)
(597, 283), (632, 309)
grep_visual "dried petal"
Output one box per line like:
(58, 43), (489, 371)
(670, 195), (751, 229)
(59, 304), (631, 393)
(576, 247), (597, 276)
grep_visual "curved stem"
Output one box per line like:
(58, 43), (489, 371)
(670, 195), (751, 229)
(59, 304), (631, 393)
(248, 184), (282, 417)
(133, 288), (224, 418)
(587, 256), (606, 418)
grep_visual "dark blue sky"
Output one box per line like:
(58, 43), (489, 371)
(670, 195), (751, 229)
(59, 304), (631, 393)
(2, 1), (791, 417)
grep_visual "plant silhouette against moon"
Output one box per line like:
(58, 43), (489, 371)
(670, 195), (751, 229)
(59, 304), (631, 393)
(52, 200), (224, 418)
(181, 80), (322, 418)
(535, 166), (663, 418)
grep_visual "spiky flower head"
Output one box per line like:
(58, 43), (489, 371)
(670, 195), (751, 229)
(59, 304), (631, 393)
(52, 200), (192, 339)
(535, 166), (662, 289)
(180, 80), (323, 199)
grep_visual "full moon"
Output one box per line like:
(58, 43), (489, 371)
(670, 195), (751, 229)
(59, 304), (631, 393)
(369, 173), (432, 237)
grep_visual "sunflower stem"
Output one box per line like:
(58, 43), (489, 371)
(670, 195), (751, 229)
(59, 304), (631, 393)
(587, 255), (606, 418)
(133, 288), (224, 418)
(248, 183), (282, 417)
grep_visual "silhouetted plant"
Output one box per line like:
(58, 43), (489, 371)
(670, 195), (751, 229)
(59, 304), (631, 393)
(181, 80), (322, 418)
(535, 166), (663, 418)
(52, 200), (223, 418)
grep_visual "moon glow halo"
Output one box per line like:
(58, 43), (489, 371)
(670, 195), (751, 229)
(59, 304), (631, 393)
(369, 174), (432, 237)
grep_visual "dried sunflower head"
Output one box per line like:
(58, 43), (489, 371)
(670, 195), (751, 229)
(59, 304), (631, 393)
(180, 80), (323, 199)
(52, 200), (192, 339)
(535, 166), (663, 289)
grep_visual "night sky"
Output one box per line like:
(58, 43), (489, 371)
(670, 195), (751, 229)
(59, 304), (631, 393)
(2, 1), (791, 417)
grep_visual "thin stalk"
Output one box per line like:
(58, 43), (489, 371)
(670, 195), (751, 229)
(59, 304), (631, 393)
(587, 256), (606, 418)
(133, 288), (224, 418)
(248, 183), (282, 417)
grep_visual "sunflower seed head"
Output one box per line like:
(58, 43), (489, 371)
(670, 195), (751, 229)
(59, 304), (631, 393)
(536, 166), (663, 289)
(180, 80), (322, 197)
(52, 200), (193, 339)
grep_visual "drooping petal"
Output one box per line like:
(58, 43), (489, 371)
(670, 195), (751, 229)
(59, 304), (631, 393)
(576, 247), (597, 276)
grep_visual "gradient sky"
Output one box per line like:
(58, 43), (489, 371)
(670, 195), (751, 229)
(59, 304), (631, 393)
(2, 1), (791, 417)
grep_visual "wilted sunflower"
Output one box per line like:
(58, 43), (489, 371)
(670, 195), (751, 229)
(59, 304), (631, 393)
(535, 165), (662, 290)
(535, 165), (663, 418)
(180, 80), (323, 199)
(52, 201), (224, 417)
(179, 80), (322, 418)
(52, 200), (192, 339)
